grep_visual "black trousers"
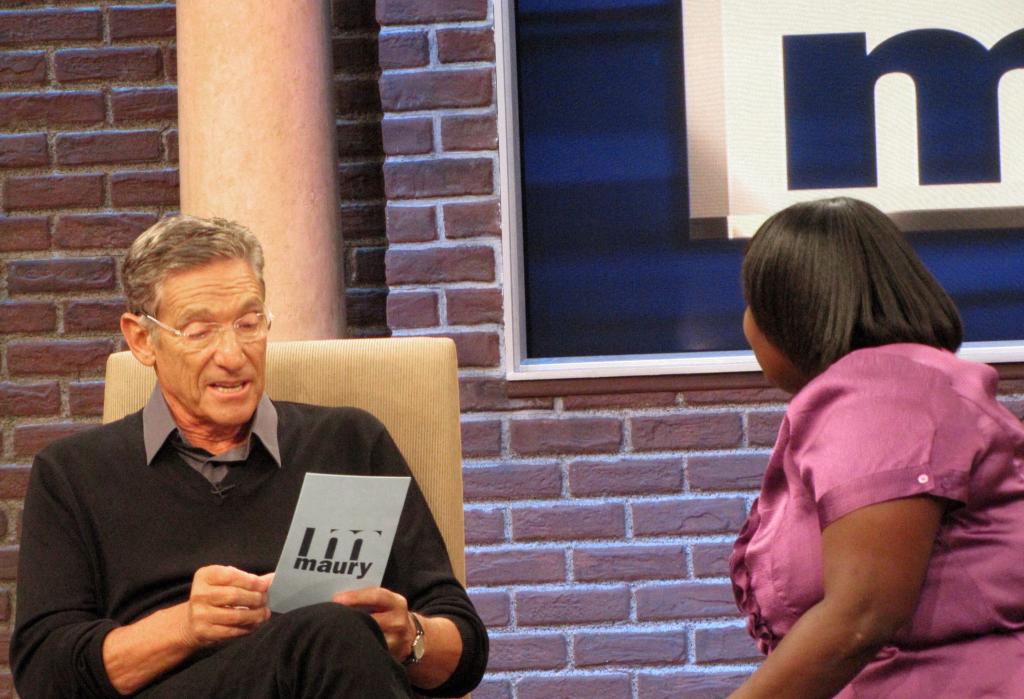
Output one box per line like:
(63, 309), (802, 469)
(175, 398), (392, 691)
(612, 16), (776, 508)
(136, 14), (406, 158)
(136, 603), (413, 698)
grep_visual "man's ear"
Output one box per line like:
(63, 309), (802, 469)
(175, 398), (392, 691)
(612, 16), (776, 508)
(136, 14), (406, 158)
(121, 312), (157, 367)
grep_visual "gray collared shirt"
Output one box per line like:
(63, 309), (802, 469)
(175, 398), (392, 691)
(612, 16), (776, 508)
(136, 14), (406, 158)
(142, 386), (281, 484)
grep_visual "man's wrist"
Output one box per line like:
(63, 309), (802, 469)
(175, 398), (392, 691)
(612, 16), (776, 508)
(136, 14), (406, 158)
(403, 612), (425, 666)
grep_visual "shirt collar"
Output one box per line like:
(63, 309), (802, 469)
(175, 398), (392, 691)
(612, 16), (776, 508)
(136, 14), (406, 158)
(141, 386), (281, 467)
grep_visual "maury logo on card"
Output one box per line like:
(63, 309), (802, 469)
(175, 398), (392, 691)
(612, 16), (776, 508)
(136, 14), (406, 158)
(269, 473), (410, 613)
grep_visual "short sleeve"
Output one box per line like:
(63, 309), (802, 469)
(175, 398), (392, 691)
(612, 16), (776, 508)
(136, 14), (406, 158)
(787, 352), (984, 528)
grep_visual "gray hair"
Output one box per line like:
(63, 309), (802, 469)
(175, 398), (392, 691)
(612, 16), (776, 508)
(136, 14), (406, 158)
(123, 214), (265, 315)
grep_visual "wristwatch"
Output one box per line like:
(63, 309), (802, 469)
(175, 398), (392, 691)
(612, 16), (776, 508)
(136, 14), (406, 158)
(403, 612), (425, 666)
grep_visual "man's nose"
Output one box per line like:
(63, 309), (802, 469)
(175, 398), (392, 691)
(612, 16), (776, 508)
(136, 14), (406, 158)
(211, 326), (247, 366)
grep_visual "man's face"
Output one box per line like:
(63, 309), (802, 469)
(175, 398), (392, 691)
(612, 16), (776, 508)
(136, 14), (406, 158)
(147, 258), (268, 436)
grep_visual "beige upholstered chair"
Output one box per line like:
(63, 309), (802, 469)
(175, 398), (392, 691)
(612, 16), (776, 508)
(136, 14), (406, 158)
(103, 337), (467, 584)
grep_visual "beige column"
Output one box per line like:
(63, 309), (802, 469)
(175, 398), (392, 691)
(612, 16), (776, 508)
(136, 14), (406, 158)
(176, 0), (343, 340)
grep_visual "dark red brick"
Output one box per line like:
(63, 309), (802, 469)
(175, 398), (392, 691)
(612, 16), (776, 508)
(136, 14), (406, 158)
(0, 51), (47, 85)
(63, 299), (126, 332)
(468, 590), (510, 627)
(332, 0), (376, 30)
(340, 203), (385, 241)
(467, 680), (511, 699)
(443, 199), (500, 239)
(54, 47), (162, 82)
(574, 545), (686, 582)
(692, 542), (734, 578)
(4, 174), (104, 210)
(386, 204), (436, 243)
(345, 288), (386, 329)
(635, 582), (738, 621)
(0, 132), (48, 167)
(638, 671), (750, 699)
(346, 246), (385, 285)
(695, 626), (762, 664)
(0, 9), (101, 44)
(460, 419), (501, 458)
(518, 674), (631, 699)
(563, 392), (678, 410)
(54, 213), (155, 249)
(110, 169), (179, 206)
(0, 511), (7, 539)
(486, 633), (567, 671)
(109, 5), (176, 40)
(568, 457), (683, 496)
(163, 45), (176, 80)
(0, 466), (31, 498)
(683, 387), (789, 405)
(516, 586), (629, 626)
(331, 35), (378, 72)
(511, 503), (625, 541)
(7, 339), (114, 376)
(69, 380), (105, 417)
(0, 301), (56, 333)
(441, 114), (497, 151)
(458, 376), (554, 412)
(688, 454), (768, 491)
(8, 257), (115, 293)
(384, 158), (492, 199)
(56, 130), (162, 166)
(338, 161), (384, 200)
(0, 591), (9, 622)
(510, 417), (621, 456)
(15, 422), (94, 457)
(466, 548), (566, 586)
(377, 0), (488, 24)
(435, 330), (499, 367)
(334, 76), (381, 115)
(381, 116), (433, 155)
(574, 630), (688, 668)
(436, 27), (495, 63)
(632, 498), (748, 537)
(631, 413), (743, 451)
(386, 246), (494, 284)
(463, 462), (562, 501)
(386, 290), (438, 329)
(748, 410), (785, 447)
(378, 30), (429, 69)
(110, 87), (178, 121)
(0, 547), (18, 580)
(464, 507), (505, 545)
(445, 288), (501, 324)
(165, 128), (178, 162)
(0, 382), (60, 416)
(0, 91), (105, 126)
(336, 121), (383, 159)
(379, 69), (492, 111)
(0, 216), (49, 252)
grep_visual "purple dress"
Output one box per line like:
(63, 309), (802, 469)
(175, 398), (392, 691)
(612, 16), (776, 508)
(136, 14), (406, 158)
(731, 344), (1024, 697)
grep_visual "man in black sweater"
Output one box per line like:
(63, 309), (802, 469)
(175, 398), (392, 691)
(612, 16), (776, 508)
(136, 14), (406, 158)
(11, 216), (487, 698)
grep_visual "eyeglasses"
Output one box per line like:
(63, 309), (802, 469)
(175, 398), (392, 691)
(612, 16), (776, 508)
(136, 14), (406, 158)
(141, 310), (273, 349)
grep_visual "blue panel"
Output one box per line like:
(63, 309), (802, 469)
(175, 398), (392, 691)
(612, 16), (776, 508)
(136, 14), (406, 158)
(515, 4), (1024, 360)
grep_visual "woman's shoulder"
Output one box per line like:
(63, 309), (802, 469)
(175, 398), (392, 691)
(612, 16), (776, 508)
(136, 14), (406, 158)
(791, 344), (994, 415)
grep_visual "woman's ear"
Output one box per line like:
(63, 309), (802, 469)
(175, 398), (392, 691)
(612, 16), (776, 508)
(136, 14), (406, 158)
(120, 313), (157, 367)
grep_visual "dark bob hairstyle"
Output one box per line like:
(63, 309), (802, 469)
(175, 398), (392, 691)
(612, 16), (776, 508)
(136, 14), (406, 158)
(742, 196), (962, 378)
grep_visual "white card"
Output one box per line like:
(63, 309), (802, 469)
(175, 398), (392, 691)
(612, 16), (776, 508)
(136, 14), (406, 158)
(268, 473), (410, 613)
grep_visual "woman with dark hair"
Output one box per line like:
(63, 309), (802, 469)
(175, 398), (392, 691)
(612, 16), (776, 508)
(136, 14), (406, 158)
(728, 197), (1024, 698)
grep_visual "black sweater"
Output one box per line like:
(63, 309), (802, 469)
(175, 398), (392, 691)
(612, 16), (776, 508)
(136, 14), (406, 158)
(12, 402), (487, 698)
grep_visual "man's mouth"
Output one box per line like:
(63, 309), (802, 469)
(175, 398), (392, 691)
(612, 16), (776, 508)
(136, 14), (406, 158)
(209, 381), (250, 394)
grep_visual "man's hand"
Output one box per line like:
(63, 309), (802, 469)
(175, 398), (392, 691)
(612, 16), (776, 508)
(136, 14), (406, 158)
(179, 566), (273, 649)
(333, 587), (415, 661)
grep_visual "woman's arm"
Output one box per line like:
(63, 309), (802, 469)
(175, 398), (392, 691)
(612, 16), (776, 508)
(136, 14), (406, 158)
(728, 495), (944, 699)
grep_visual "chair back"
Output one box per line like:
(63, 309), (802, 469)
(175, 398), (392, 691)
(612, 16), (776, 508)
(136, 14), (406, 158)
(103, 337), (467, 583)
